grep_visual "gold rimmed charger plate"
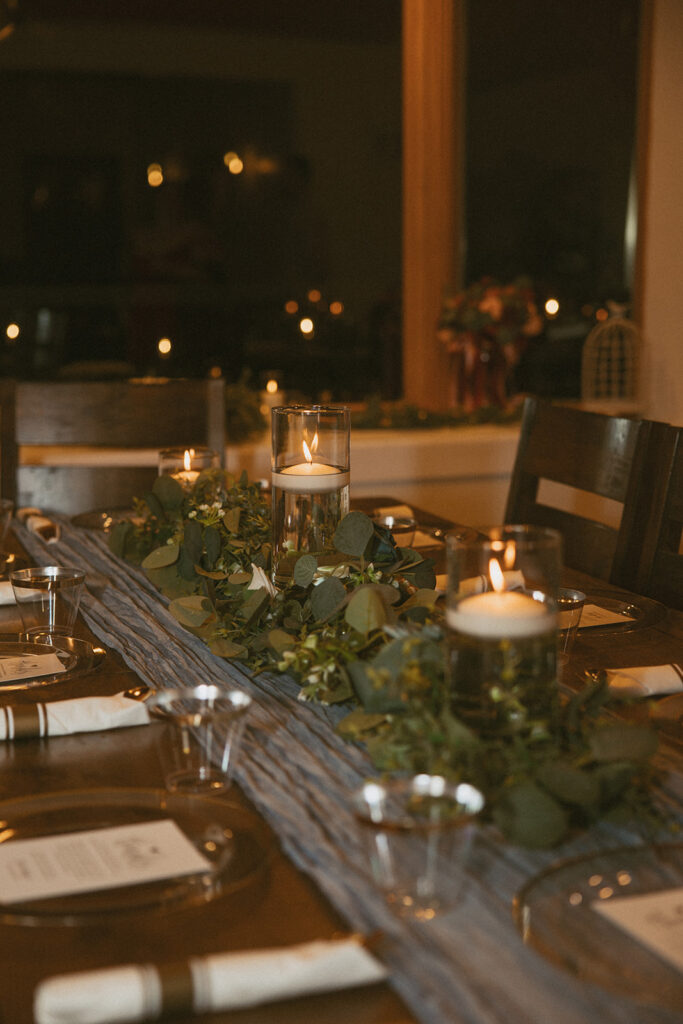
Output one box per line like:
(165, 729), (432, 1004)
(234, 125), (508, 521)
(0, 787), (273, 926)
(4, 634), (107, 690)
(577, 591), (667, 636)
(513, 843), (683, 1013)
(0, 641), (79, 691)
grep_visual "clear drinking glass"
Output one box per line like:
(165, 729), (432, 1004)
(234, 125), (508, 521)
(446, 525), (562, 736)
(557, 587), (586, 665)
(10, 566), (85, 640)
(353, 774), (485, 921)
(148, 685), (252, 794)
(271, 405), (350, 583)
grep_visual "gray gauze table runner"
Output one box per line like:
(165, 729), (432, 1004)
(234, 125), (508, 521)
(16, 520), (681, 1024)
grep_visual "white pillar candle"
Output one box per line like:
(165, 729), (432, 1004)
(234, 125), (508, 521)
(447, 590), (553, 638)
(173, 469), (199, 487)
(271, 464), (350, 493)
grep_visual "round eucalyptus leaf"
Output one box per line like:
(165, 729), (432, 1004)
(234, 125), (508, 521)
(345, 586), (387, 635)
(209, 636), (247, 659)
(204, 524), (222, 567)
(152, 473), (184, 510)
(333, 510), (374, 556)
(268, 628), (297, 654)
(183, 519), (203, 563)
(493, 781), (568, 848)
(589, 724), (658, 763)
(142, 543), (180, 570)
(293, 554), (318, 588)
(168, 595), (212, 628)
(537, 760), (601, 810)
(310, 577), (346, 621)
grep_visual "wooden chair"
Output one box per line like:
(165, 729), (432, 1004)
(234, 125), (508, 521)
(0, 377), (226, 515)
(633, 424), (683, 610)
(504, 396), (666, 589)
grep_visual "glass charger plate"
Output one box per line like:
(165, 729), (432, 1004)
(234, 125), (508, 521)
(2, 635), (107, 691)
(578, 590), (667, 635)
(0, 787), (272, 925)
(0, 640), (79, 691)
(513, 844), (683, 1012)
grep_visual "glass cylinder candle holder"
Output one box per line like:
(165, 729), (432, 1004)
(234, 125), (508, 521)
(446, 525), (562, 736)
(271, 405), (350, 583)
(158, 446), (219, 488)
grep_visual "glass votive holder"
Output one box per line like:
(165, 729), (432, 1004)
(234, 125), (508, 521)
(446, 525), (562, 736)
(271, 405), (350, 583)
(157, 446), (219, 488)
(353, 774), (485, 921)
(10, 566), (86, 640)
(557, 587), (586, 665)
(148, 685), (252, 794)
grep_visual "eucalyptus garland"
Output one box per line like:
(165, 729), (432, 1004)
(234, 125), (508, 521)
(109, 468), (668, 849)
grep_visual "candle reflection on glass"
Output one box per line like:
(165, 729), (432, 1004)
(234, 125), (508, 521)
(158, 446), (219, 486)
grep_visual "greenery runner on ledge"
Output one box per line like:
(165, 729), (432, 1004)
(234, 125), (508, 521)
(108, 467), (668, 849)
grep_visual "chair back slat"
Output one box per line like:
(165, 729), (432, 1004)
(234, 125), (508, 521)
(505, 397), (662, 589)
(0, 377), (226, 515)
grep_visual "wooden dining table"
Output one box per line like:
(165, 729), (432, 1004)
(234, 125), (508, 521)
(0, 503), (681, 1024)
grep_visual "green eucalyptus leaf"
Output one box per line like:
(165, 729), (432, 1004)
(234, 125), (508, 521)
(589, 725), (658, 763)
(142, 543), (180, 570)
(405, 557), (437, 590)
(168, 595), (213, 628)
(593, 761), (639, 803)
(209, 636), (248, 658)
(195, 566), (229, 580)
(310, 576), (347, 621)
(293, 554), (318, 588)
(152, 473), (184, 510)
(493, 781), (568, 848)
(348, 661), (406, 714)
(143, 491), (165, 520)
(537, 760), (601, 810)
(333, 510), (375, 557)
(144, 563), (196, 599)
(204, 525), (222, 567)
(268, 628), (297, 654)
(345, 586), (387, 634)
(183, 519), (203, 563)
(224, 508), (241, 534)
(177, 544), (199, 581)
(108, 520), (132, 559)
(228, 571), (251, 585)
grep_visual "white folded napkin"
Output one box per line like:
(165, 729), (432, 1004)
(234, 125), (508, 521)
(34, 936), (387, 1024)
(606, 664), (683, 699)
(0, 692), (150, 740)
(0, 580), (15, 605)
(16, 507), (61, 543)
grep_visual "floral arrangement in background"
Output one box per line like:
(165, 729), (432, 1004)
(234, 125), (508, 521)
(437, 276), (543, 412)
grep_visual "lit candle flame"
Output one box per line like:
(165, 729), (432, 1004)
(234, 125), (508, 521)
(302, 440), (313, 464)
(183, 448), (195, 472)
(488, 558), (505, 592)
